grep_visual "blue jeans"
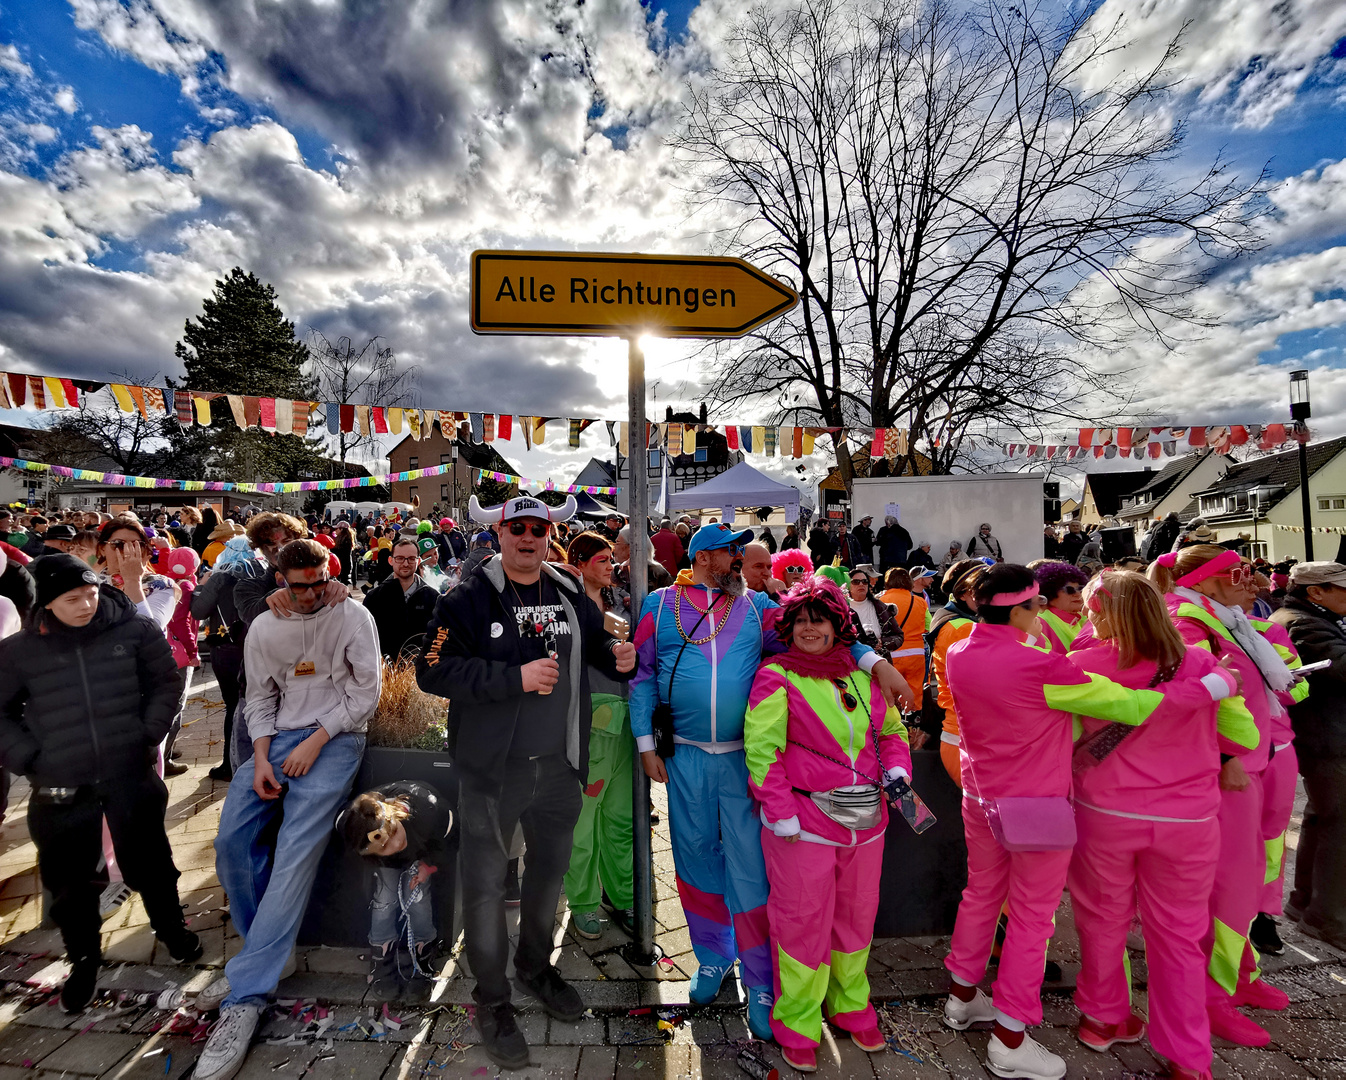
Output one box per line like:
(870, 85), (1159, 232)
(215, 728), (365, 1006)
(370, 865), (436, 948)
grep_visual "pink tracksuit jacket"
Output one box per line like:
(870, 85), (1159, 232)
(942, 622), (1231, 1027)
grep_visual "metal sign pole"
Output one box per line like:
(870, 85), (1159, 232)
(622, 336), (660, 967)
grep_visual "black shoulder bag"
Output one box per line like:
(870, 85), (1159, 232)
(651, 595), (713, 759)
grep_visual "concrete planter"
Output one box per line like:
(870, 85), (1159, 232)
(873, 748), (967, 937)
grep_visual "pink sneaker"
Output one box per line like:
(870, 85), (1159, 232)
(1077, 1012), (1145, 1051)
(1207, 1000), (1270, 1048)
(782, 1045), (817, 1073)
(1233, 978), (1289, 1011)
(851, 1026), (886, 1053)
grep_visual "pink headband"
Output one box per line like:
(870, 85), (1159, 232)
(989, 583), (1040, 606)
(1172, 548), (1240, 589)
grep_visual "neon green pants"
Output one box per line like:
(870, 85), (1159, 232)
(563, 696), (634, 911)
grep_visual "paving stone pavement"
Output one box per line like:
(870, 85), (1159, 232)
(0, 660), (1343, 1078)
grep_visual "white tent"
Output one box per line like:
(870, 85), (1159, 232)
(666, 461), (801, 523)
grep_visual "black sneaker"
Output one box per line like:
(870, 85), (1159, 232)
(208, 764), (233, 782)
(60, 956), (99, 1014)
(1251, 912), (1285, 956)
(503, 858), (521, 908)
(476, 1001), (529, 1070)
(368, 943), (401, 999)
(514, 965), (584, 1022)
(160, 928), (203, 964)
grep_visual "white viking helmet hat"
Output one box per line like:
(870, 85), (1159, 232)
(469, 493), (577, 525)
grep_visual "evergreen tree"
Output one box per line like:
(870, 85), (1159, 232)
(166, 269), (326, 483)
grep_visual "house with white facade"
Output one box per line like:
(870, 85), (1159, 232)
(1187, 435), (1346, 562)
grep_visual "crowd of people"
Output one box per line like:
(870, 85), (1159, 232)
(0, 495), (1341, 1080)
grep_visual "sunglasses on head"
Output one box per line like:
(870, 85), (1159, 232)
(286, 577), (330, 593)
(507, 521), (550, 537)
(832, 677), (859, 712)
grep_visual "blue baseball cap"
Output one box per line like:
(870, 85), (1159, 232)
(687, 521), (754, 560)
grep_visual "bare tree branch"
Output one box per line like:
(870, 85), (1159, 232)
(676, 0), (1266, 487)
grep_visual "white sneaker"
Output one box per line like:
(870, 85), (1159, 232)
(194, 1004), (260, 1080)
(943, 987), (997, 1030)
(99, 882), (132, 920)
(196, 951), (296, 1012)
(986, 1032), (1066, 1080)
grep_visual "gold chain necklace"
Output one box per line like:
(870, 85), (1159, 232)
(674, 585), (733, 644)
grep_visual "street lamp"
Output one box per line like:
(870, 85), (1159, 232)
(1290, 369), (1313, 560)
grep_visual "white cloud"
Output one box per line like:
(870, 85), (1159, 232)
(53, 86), (78, 114)
(1080, 0), (1346, 128)
(0, 42), (32, 79)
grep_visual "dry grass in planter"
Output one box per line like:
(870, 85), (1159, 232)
(368, 658), (449, 749)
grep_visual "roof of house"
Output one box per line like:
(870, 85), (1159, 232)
(1082, 469), (1153, 516)
(1194, 435), (1346, 504)
(575, 458), (616, 484)
(1115, 451), (1225, 517)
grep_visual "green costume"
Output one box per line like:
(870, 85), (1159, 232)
(564, 692), (634, 911)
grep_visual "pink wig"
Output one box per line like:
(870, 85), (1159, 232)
(775, 576), (858, 648)
(771, 549), (813, 577)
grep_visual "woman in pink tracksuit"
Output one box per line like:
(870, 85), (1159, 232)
(744, 577), (912, 1074)
(942, 564), (1233, 1080)
(1233, 560), (1308, 960)
(1068, 570), (1244, 1080)
(1150, 545), (1298, 1048)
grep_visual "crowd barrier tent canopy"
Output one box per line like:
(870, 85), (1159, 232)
(666, 461), (801, 524)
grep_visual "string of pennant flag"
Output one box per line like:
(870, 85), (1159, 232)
(0, 455), (469, 495)
(1000, 424), (1305, 460)
(0, 367), (1307, 465)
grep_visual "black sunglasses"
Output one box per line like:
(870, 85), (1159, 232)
(831, 678), (859, 712)
(1060, 585), (1081, 595)
(286, 578), (330, 593)
(507, 521), (550, 538)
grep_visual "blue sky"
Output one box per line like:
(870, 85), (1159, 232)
(3, 0), (1346, 490)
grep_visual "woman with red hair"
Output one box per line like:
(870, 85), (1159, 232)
(744, 577), (912, 1073)
(770, 548), (812, 593)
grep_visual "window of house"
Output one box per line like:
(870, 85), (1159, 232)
(649, 449), (661, 470)
(409, 456), (419, 468)
(1318, 496), (1346, 511)
(440, 485), (448, 500)
(694, 446), (708, 463)
(441, 454), (450, 465)
(1247, 542), (1268, 560)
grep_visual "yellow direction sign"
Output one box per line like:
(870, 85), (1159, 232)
(470, 250), (799, 338)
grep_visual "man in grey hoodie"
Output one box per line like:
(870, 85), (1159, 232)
(195, 539), (381, 1080)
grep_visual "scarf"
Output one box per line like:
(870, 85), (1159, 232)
(1174, 587), (1296, 706)
(767, 643), (857, 680)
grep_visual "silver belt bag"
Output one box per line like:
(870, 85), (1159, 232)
(798, 783), (883, 831)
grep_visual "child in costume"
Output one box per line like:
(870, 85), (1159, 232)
(1150, 545), (1298, 1047)
(1068, 571), (1244, 1080)
(942, 563), (1233, 1080)
(744, 578), (912, 1072)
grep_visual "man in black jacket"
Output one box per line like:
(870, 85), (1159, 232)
(364, 537), (438, 659)
(1271, 561), (1346, 951)
(417, 495), (634, 1070)
(0, 556), (200, 1012)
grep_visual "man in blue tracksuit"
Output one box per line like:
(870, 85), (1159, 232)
(630, 524), (910, 1039)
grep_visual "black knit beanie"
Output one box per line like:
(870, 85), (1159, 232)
(33, 554), (100, 608)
